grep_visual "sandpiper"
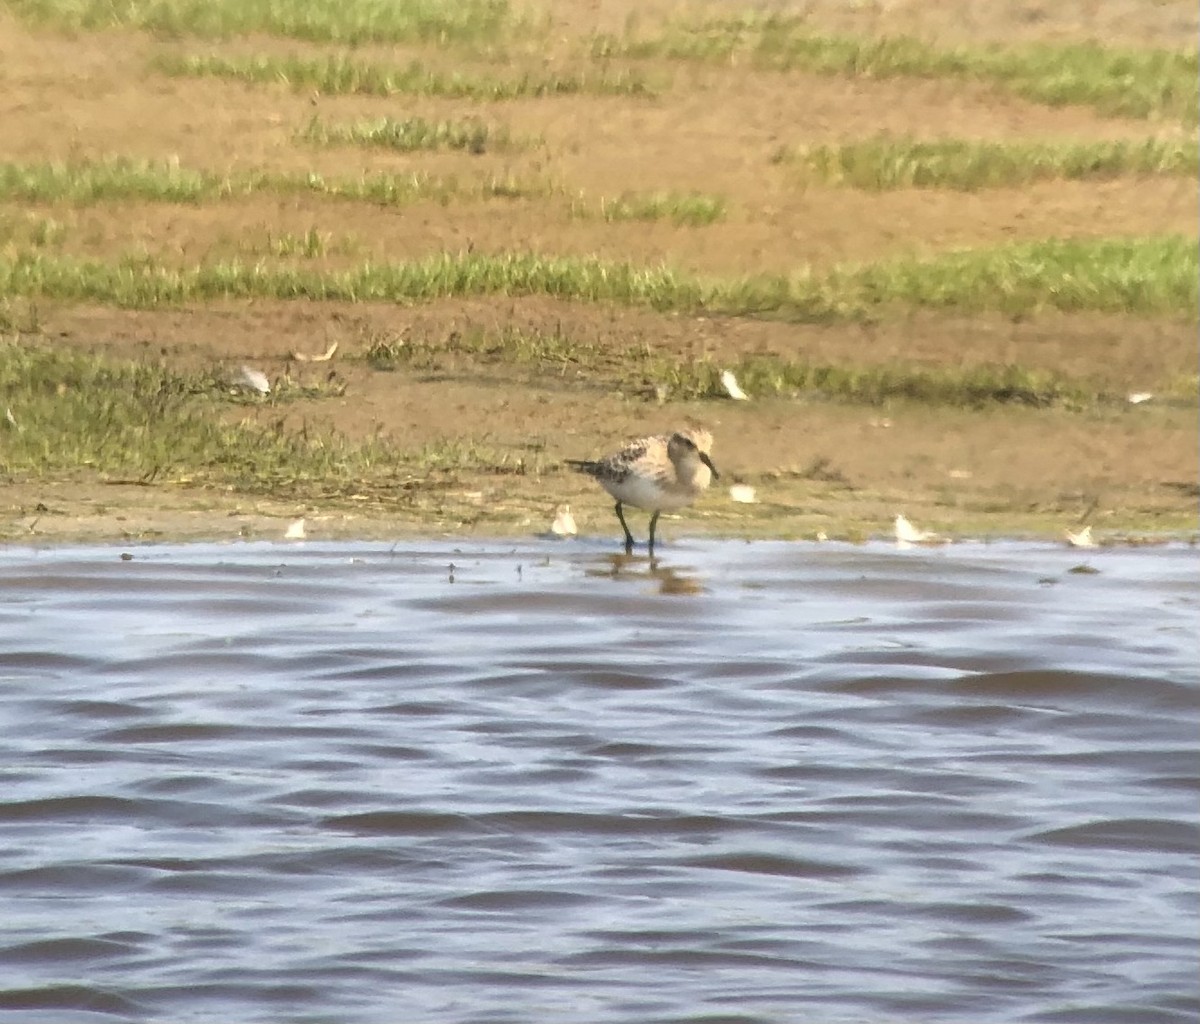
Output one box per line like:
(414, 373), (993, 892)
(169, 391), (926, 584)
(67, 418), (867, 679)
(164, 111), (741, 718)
(566, 428), (719, 554)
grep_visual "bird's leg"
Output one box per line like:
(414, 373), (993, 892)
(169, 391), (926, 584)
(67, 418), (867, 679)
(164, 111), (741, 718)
(614, 502), (635, 554)
(647, 511), (660, 556)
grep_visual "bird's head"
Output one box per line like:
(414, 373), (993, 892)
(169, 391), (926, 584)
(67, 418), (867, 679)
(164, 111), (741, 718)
(668, 429), (719, 481)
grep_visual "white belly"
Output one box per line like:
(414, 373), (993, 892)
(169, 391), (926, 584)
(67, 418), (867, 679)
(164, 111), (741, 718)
(602, 467), (711, 511)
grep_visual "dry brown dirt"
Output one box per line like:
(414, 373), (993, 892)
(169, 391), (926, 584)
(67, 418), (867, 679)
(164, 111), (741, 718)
(0, 2), (1196, 545)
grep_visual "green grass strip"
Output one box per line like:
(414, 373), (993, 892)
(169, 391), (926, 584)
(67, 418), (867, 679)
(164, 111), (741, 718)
(299, 115), (510, 154)
(0, 159), (724, 229)
(362, 325), (1105, 408)
(0, 158), (553, 206)
(785, 136), (1199, 190)
(837, 235), (1196, 316)
(675, 357), (1097, 407)
(593, 18), (1199, 123)
(0, 236), (1192, 316)
(151, 52), (657, 100)
(2, 0), (514, 46)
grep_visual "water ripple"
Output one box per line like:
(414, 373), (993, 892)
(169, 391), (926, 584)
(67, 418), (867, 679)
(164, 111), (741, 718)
(0, 539), (1196, 1024)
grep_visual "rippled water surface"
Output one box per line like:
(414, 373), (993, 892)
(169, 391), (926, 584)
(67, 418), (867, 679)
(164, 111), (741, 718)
(1, 539), (1197, 1024)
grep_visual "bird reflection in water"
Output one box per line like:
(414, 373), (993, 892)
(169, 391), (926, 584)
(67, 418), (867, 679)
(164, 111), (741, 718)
(585, 552), (705, 596)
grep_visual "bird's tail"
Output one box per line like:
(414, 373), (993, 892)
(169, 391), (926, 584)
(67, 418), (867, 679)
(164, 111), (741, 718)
(564, 459), (600, 476)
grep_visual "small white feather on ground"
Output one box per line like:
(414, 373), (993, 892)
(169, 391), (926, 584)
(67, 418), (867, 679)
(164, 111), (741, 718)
(720, 369), (749, 401)
(238, 365), (271, 395)
(729, 484), (758, 504)
(550, 504), (577, 537)
(1065, 525), (1098, 548)
(895, 514), (931, 543)
(894, 513), (945, 547)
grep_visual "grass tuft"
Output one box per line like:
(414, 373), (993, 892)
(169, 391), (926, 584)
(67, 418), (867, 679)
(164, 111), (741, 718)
(254, 227), (333, 259)
(151, 52), (658, 100)
(0, 158), (217, 204)
(783, 136), (1199, 191)
(581, 191), (727, 226)
(1, 212), (69, 251)
(299, 114), (508, 154)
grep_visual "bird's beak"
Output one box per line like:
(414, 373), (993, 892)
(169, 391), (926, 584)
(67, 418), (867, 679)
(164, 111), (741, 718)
(700, 452), (720, 480)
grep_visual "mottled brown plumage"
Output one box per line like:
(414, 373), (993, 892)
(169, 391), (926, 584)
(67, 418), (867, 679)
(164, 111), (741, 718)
(566, 428), (718, 553)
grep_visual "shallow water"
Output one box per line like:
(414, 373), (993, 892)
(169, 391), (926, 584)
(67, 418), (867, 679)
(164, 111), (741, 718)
(0, 539), (1196, 1024)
